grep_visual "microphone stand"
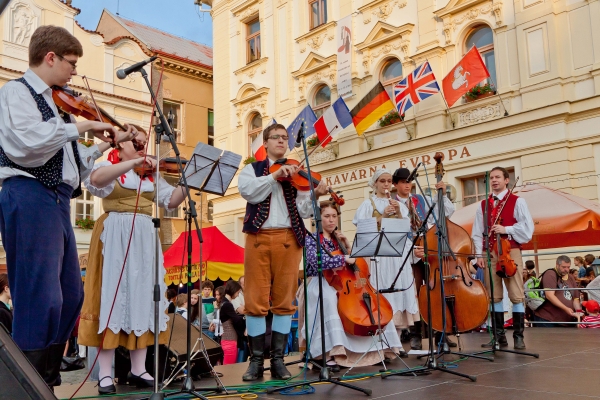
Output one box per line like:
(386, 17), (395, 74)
(267, 124), (371, 396)
(467, 172), (539, 359)
(137, 67), (224, 400)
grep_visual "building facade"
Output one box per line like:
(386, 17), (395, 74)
(211, 0), (600, 269)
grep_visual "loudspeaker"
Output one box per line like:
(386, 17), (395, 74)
(115, 314), (223, 382)
(0, 324), (56, 400)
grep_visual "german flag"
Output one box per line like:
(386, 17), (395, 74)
(351, 82), (394, 136)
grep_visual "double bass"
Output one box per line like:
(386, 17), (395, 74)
(417, 153), (489, 334)
(322, 229), (393, 336)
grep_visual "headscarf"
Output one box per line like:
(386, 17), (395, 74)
(368, 168), (392, 189)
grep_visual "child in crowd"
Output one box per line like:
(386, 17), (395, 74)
(176, 294), (188, 319)
(578, 300), (600, 329)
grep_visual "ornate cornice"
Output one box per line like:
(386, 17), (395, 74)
(231, 0), (262, 21)
(356, 22), (414, 74)
(233, 57), (268, 84)
(435, 1), (504, 44)
(292, 53), (336, 102)
(232, 86), (269, 127)
(358, 0), (408, 25)
(295, 21), (336, 53)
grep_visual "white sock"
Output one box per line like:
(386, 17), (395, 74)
(130, 348), (152, 379)
(98, 348), (115, 387)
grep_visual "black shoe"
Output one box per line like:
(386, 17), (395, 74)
(445, 336), (457, 348)
(98, 376), (116, 395)
(127, 371), (154, 388)
(47, 343), (66, 387)
(398, 349), (409, 358)
(270, 331), (291, 380)
(408, 323), (422, 350)
(481, 312), (509, 348)
(243, 334), (265, 381)
(513, 312), (527, 350)
(400, 329), (410, 343)
(434, 332), (456, 349)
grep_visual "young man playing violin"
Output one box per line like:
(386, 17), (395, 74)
(472, 167), (534, 350)
(0, 25), (136, 389)
(238, 123), (328, 381)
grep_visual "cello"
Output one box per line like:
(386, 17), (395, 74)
(417, 153), (489, 334)
(322, 229), (394, 336)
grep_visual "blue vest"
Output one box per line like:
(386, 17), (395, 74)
(242, 159), (306, 247)
(412, 194), (427, 221)
(0, 78), (82, 198)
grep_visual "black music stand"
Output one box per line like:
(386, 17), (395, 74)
(344, 218), (424, 377)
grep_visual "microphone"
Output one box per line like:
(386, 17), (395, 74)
(378, 288), (401, 294)
(116, 56), (158, 80)
(406, 162), (422, 183)
(294, 121), (305, 148)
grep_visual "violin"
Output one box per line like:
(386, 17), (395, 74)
(133, 156), (188, 178)
(52, 86), (145, 151)
(269, 158), (344, 206)
(417, 152), (489, 334)
(489, 180), (520, 278)
(322, 229), (393, 336)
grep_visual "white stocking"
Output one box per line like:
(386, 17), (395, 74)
(98, 348), (115, 387)
(130, 348), (152, 379)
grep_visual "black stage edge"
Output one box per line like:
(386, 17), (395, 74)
(56, 328), (600, 400)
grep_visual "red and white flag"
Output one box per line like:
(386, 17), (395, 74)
(251, 118), (277, 161)
(313, 98), (352, 147)
(442, 46), (490, 107)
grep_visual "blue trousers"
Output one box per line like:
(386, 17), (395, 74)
(0, 177), (83, 350)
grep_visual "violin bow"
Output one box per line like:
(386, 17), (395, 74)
(79, 75), (117, 147)
(488, 176), (520, 235)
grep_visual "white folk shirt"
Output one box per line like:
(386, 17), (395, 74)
(238, 158), (313, 228)
(0, 69), (102, 189)
(471, 189), (534, 257)
(396, 193), (455, 229)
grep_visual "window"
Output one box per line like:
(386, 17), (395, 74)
(164, 176), (183, 218)
(164, 101), (182, 142)
(465, 26), (496, 87)
(380, 58), (403, 99)
(312, 85), (331, 118)
(462, 169), (515, 206)
(246, 19), (261, 64)
(207, 200), (214, 223)
(309, 0), (327, 30)
(248, 112), (262, 156)
(208, 109), (214, 146)
(73, 188), (94, 225)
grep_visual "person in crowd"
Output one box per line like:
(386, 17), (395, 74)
(190, 289), (201, 326)
(578, 266), (597, 289)
(0, 274), (12, 334)
(0, 25), (135, 389)
(353, 168), (423, 356)
(299, 201), (407, 369)
(391, 167), (455, 350)
(199, 281), (216, 339)
(575, 256), (587, 279)
(238, 123), (328, 381)
(219, 280), (245, 365)
(78, 130), (187, 395)
(570, 268), (579, 279)
(230, 276), (248, 363)
(534, 255), (582, 327)
(578, 300), (600, 328)
(210, 286), (225, 345)
(472, 167), (534, 349)
(525, 260), (537, 278)
(584, 268), (600, 303)
(167, 288), (178, 314)
(176, 294), (188, 319)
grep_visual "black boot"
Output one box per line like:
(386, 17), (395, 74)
(270, 331), (291, 380)
(481, 312), (508, 348)
(513, 312), (526, 350)
(242, 334), (265, 381)
(408, 322), (422, 350)
(23, 348), (50, 385)
(46, 343), (66, 388)
(434, 332), (457, 349)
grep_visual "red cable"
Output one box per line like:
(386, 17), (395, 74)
(69, 58), (166, 399)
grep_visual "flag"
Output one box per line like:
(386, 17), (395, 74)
(393, 61), (440, 116)
(287, 106), (317, 150)
(442, 46), (490, 107)
(350, 82), (394, 136)
(250, 118), (276, 161)
(313, 98), (353, 147)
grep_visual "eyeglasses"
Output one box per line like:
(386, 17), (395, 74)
(55, 54), (77, 70)
(268, 135), (289, 141)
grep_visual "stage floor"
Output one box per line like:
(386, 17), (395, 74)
(55, 328), (600, 400)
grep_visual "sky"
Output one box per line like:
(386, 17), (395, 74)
(71, 0), (213, 46)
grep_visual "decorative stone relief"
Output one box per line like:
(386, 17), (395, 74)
(363, 0), (407, 24)
(163, 89), (172, 99)
(442, 2), (503, 44)
(120, 44), (136, 57)
(235, 98), (268, 127)
(457, 102), (501, 127)
(89, 34), (103, 47)
(115, 62), (139, 83)
(8, 2), (38, 46)
(238, 6), (258, 21)
(303, 33), (325, 53)
(308, 145), (338, 165)
(361, 41), (403, 74)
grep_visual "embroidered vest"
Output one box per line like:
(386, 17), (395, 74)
(0, 78), (82, 198)
(242, 159), (306, 246)
(481, 193), (520, 249)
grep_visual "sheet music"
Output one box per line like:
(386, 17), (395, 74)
(203, 151), (242, 195)
(380, 218), (410, 249)
(351, 217), (410, 258)
(351, 218), (379, 257)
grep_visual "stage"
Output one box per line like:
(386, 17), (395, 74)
(54, 328), (600, 400)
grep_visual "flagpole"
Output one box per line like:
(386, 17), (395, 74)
(487, 75), (509, 117)
(399, 115), (415, 140)
(426, 57), (455, 129)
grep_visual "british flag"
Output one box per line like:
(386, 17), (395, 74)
(393, 61), (440, 116)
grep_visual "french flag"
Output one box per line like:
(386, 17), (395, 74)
(313, 98), (352, 147)
(251, 118), (277, 161)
